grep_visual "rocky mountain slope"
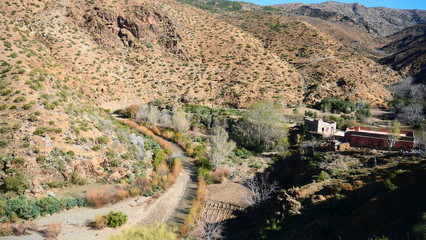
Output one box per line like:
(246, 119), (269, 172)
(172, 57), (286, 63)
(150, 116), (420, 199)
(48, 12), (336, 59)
(273, 1), (426, 37)
(221, 11), (399, 105)
(0, 0), (424, 196)
(0, 0), (303, 195)
(379, 24), (426, 82)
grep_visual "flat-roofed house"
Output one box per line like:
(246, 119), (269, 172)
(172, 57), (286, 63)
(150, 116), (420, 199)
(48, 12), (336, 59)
(345, 127), (415, 150)
(304, 118), (337, 137)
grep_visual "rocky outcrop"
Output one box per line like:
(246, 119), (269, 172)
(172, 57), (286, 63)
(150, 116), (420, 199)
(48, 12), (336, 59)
(81, 5), (187, 57)
(274, 2), (426, 37)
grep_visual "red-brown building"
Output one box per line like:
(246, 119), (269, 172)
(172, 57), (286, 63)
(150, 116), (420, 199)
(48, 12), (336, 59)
(345, 127), (415, 150)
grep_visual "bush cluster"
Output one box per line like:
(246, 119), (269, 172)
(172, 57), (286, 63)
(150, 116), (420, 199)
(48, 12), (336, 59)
(106, 211), (128, 228)
(0, 196), (87, 220)
(92, 211), (128, 229)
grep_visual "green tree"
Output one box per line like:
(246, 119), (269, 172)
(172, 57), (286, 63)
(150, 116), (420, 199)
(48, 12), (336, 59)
(387, 120), (401, 151)
(239, 101), (288, 152)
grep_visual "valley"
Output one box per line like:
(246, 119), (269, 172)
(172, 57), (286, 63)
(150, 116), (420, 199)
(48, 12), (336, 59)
(0, 0), (426, 239)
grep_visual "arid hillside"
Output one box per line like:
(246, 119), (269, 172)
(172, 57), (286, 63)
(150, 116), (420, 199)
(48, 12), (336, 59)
(221, 11), (400, 105)
(0, 0), (423, 196)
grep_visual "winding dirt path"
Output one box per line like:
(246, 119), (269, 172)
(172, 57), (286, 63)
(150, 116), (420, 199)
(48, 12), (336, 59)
(1, 130), (197, 240)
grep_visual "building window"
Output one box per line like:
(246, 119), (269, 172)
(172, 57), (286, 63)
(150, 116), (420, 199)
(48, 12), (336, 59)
(322, 127), (324, 132)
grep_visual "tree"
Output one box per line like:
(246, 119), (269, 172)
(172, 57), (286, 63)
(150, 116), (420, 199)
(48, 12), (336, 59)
(159, 109), (172, 128)
(193, 216), (224, 240)
(239, 101), (288, 152)
(136, 104), (160, 125)
(206, 127), (236, 169)
(240, 173), (279, 206)
(416, 121), (426, 148)
(172, 109), (191, 133)
(136, 104), (149, 121)
(300, 139), (319, 154)
(387, 120), (401, 151)
(397, 103), (424, 124)
(147, 105), (160, 125)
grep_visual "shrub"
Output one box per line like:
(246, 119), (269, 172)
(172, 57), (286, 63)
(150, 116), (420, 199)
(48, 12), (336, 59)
(35, 197), (62, 216)
(313, 171), (330, 182)
(134, 178), (151, 193)
(60, 198), (86, 210)
(96, 136), (110, 145)
(93, 214), (107, 229)
(69, 171), (88, 186)
(0, 223), (13, 236)
(4, 173), (30, 194)
(304, 110), (317, 118)
(383, 179), (397, 191)
(170, 158), (182, 178)
(106, 211), (128, 228)
(211, 166), (231, 183)
(44, 222), (61, 238)
(86, 188), (114, 208)
(33, 127), (48, 136)
(197, 166), (211, 183)
(46, 181), (69, 189)
(117, 105), (139, 118)
(114, 189), (130, 202)
(11, 157), (25, 166)
(4, 196), (40, 220)
(129, 187), (142, 197)
(153, 149), (166, 170)
(109, 223), (178, 240)
(413, 213), (426, 240)
(234, 147), (252, 159)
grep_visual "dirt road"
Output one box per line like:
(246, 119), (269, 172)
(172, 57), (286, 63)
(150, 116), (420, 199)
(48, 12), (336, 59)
(1, 137), (196, 240)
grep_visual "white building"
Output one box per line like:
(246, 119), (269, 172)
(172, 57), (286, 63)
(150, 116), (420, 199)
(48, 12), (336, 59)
(304, 118), (337, 137)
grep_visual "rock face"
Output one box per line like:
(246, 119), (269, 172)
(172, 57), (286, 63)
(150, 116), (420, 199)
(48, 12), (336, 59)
(273, 2), (426, 37)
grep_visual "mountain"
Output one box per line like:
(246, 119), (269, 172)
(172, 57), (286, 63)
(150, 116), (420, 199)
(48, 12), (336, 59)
(220, 11), (399, 105)
(0, 0), (304, 193)
(0, 0), (423, 194)
(273, 1), (426, 37)
(379, 24), (426, 82)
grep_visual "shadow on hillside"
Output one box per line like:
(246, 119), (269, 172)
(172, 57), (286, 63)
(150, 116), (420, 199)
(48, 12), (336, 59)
(224, 157), (426, 240)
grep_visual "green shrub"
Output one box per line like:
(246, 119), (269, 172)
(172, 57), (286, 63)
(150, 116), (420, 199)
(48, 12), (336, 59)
(35, 197), (62, 216)
(413, 213), (426, 240)
(69, 171), (88, 185)
(234, 147), (252, 159)
(383, 179), (397, 191)
(313, 171), (330, 182)
(46, 180), (69, 189)
(197, 166), (211, 183)
(304, 110), (317, 118)
(11, 157), (25, 165)
(33, 127), (48, 135)
(92, 145), (101, 151)
(0, 140), (9, 148)
(106, 211), (128, 228)
(4, 196), (40, 220)
(4, 172), (30, 194)
(153, 149), (166, 170)
(60, 198), (87, 210)
(13, 96), (26, 103)
(96, 136), (110, 144)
